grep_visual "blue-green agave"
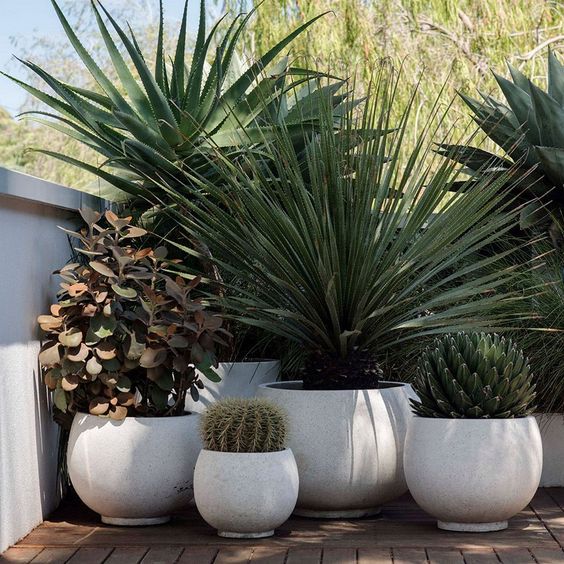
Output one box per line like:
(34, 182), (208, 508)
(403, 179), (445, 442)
(411, 332), (536, 418)
(5, 0), (356, 204)
(439, 51), (564, 248)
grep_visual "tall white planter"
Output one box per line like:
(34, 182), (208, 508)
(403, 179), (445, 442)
(257, 381), (415, 518)
(536, 413), (564, 486)
(68, 413), (201, 525)
(404, 417), (542, 532)
(194, 448), (299, 538)
(186, 360), (280, 414)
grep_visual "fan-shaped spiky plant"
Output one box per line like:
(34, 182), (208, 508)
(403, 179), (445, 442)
(154, 67), (538, 389)
(411, 332), (536, 418)
(439, 50), (564, 248)
(201, 398), (287, 453)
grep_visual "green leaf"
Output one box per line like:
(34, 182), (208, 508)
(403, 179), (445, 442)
(90, 313), (117, 338)
(111, 284), (138, 299)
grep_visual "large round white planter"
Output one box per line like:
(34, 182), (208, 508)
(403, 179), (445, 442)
(536, 413), (564, 487)
(194, 448), (299, 538)
(186, 360), (280, 414)
(404, 417), (542, 532)
(68, 413), (201, 526)
(256, 381), (415, 518)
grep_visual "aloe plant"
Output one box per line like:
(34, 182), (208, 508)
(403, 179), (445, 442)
(5, 0), (358, 205)
(155, 70), (537, 389)
(438, 51), (564, 248)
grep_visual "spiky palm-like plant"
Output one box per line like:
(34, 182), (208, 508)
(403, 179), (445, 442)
(5, 0), (352, 204)
(438, 51), (564, 248)
(153, 68), (538, 389)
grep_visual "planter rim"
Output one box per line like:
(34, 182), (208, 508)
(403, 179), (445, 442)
(74, 411), (199, 425)
(258, 380), (408, 393)
(218, 359), (279, 366)
(412, 415), (535, 424)
(200, 447), (292, 457)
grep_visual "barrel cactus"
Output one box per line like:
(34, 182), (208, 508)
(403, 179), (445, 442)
(201, 398), (288, 453)
(411, 332), (536, 418)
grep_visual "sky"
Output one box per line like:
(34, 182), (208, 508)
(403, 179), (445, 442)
(0, 0), (201, 115)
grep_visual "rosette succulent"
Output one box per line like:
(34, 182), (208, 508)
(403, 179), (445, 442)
(411, 332), (536, 418)
(37, 209), (228, 419)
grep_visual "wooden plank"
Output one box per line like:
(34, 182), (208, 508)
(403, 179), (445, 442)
(392, 548), (427, 564)
(0, 548), (43, 563)
(322, 548), (356, 563)
(214, 548), (253, 564)
(462, 550), (499, 564)
(140, 547), (183, 564)
(426, 549), (464, 564)
(249, 547), (287, 563)
(357, 548), (393, 564)
(29, 548), (77, 563)
(66, 548), (112, 564)
(104, 547), (148, 564)
(176, 548), (217, 564)
(494, 549), (534, 563)
(286, 548), (322, 564)
(530, 548), (564, 563)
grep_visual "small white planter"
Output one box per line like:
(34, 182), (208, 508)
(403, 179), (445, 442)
(194, 448), (299, 538)
(536, 413), (564, 487)
(257, 381), (415, 518)
(404, 417), (542, 532)
(186, 360), (280, 414)
(68, 413), (201, 526)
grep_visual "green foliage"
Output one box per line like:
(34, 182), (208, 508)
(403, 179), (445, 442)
(440, 51), (564, 247)
(5, 0), (355, 204)
(201, 398), (288, 453)
(159, 68), (537, 379)
(411, 332), (536, 418)
(37, 209), (228, 418)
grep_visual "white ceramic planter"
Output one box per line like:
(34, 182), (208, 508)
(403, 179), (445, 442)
(256, 381), (415, 518)
(186, 360), (280, 414)
(194, 448), (299, 538)
(68, 413), (201, 525)
(536, 413), (564, 487)
(404, 417), (542, 532)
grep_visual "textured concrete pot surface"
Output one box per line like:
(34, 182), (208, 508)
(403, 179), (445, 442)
(536, 413), (564, 487)
(194, 448), (299, 538)
(256, 381), (415, 518)
(186, 360), (280, 414)
(68, 412), (201, 525)
(404, 416), (543, 532)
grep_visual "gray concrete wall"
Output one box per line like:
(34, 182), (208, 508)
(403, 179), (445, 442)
(0, 167), (101, 552)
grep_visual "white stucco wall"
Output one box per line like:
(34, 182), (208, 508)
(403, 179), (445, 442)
(0, 168), (101, 552)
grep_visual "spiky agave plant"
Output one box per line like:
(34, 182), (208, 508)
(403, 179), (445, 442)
(411, 332), (536, 418)
(438, 50), (564, 248)
(5, 0), (354, 205)
(153, 66), (538, 389)
(201, 398), (288, 453)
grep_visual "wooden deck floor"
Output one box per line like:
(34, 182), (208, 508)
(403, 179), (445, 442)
(4, 489), (564, 564)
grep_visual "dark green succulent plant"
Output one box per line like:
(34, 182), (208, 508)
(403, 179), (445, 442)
(439, 51), (564, 248)
(411, 332), (536, 418)
(200, 398), (287, 453)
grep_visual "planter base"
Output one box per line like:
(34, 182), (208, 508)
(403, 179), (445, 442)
(438, 520), (508, 533)
(101, 516), (170, 526)
(294, 507), (381, 519)
(218, 530), (274, 539)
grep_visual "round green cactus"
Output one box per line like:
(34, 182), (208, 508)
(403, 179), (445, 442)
(201, 398), (288, 453)
(411, 332), (536, 418)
